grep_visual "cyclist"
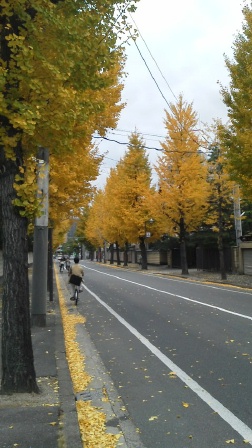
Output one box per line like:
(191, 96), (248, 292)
(68, 257), (84, 300)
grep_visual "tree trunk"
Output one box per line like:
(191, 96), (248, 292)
(179, 218), (188, 275)
(109, 244), (114, 264)
(139, 237), (147, 270)
(123, 242), (128, 267)
(116, 241), (121, 266)
(218, 233), (227, 280)
(0, 162), (38, 393)
(180, 239), (188, 275)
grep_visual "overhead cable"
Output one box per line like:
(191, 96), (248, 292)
(129, 12), (178, 102)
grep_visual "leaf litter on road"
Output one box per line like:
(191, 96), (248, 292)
(57, 272), (121, 448)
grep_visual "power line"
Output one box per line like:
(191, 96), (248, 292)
(95, 11), (214, 154)
(126, 16), (214, 150)
(93, 134), (211, 152)
(129, 29), (172, 112)
(117, 128), (166, 138)
(93, 135), (163, 151)
(109, 127), (209, 141)
(129, 12), (178, 102)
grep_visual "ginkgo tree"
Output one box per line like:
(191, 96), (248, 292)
(154, 95), (211, 275)
(205, 124), (236, 280)
(0, 0), (139, 393)
(220, 3), (252, 200)
(49, 142), (103, 244)
(115, 132), (158, 269)
(84, 132), (159, 269)
(84, 167), (128, 265)
(97, 167), (127, 265)
(84, 189), (108, 252)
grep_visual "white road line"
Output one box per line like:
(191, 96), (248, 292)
(147, 272), (252, 295)
(83, 265), (252, 321)
(84, 283), (252, 444)
(83, 263), (252, 296)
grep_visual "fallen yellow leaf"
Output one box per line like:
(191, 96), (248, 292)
(182, 402), (190, 408)
(149, 416), (158, 421)
(226, 440), (235, 444)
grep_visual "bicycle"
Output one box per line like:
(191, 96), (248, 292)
(73, 285), (80, 306)
(69, 274), (82, 306)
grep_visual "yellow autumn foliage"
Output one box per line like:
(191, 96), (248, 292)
(84, 132), (159, 248)
(154, 95), (211, 237)
(1, 0), (139, 238)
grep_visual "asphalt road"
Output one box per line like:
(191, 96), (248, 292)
(78, 261), (252, 448)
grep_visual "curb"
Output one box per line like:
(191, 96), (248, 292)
(54, 276), (83, 448)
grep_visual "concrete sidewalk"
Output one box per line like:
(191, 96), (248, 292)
(0, 267), (82, 448)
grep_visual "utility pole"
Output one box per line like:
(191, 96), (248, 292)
(31, 148), (49, 326)
(48, 226), (53, 302)
(234, 185), (242, 245)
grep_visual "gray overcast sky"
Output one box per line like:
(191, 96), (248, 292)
(94, 0), (247, 188)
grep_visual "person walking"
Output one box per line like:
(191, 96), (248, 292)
(65, 256), (71, 271)
(59, 255), (65, 272)
(68, 257), (84, 300)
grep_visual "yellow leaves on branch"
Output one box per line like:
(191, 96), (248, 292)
(13, 158), (42, 230)
(5, 32), (25, 48)
(1, 1), (125, 154)
(85, 131), (156, 248)
(154, 95), (211, 236)
(1, 0), (134, 235)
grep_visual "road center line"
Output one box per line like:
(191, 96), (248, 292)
(84, 283), (252, 444)
(83, 265), (252, 321)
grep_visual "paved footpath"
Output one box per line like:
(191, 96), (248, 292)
(0, 266), (82, 448)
